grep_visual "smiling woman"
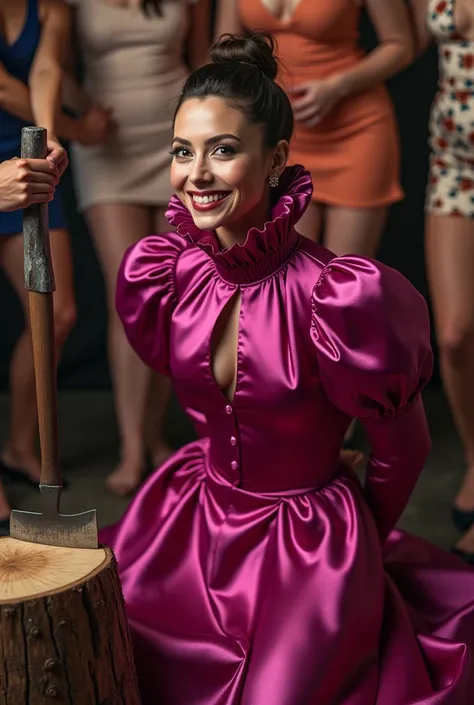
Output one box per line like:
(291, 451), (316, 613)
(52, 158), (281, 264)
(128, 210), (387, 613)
(100, 30), (474, 705)
(169, 33), (291, 246)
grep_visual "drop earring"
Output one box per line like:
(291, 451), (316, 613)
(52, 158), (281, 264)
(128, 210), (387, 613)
(269, 173), (279, 188)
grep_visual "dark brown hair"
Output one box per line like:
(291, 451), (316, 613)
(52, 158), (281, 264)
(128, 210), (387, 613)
(174, 31), (294, 148)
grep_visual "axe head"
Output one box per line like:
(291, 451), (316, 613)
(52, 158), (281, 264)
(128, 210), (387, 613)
(10, 484), (99, 549)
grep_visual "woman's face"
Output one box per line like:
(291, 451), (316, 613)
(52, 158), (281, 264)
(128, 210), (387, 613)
(170, 97), (288, 241)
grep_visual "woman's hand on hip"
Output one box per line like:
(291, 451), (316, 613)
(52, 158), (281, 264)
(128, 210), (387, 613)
(288, 76), (344, 127)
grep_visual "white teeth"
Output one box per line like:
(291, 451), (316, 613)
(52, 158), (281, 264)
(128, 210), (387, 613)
(192, 193), (227, 204)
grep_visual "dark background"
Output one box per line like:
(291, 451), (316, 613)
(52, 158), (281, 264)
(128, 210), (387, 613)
(0, 13), (441, 390)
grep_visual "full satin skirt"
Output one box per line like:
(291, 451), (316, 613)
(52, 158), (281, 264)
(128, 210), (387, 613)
(101, 440), (474, 704)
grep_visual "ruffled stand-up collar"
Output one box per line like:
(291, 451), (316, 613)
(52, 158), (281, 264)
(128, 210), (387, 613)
(165, 165), (313, 285)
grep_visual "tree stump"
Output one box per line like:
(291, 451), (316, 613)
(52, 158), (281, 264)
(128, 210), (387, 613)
(0, 537), (141, 704)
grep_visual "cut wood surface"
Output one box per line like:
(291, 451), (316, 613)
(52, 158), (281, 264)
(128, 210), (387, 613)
(0, 537), (141, 704)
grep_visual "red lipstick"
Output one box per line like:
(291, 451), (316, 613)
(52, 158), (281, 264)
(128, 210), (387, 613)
(188, 191), (231, 212)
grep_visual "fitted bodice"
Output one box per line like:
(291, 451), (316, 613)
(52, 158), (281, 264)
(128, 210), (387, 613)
(116, 166), (432, 499)
(69, 0), (190, 101)
(427, 0), (474, 91)
(169, 236), (349, 493)
(0, 0), (41, 152)
(238, 0), (363, 81)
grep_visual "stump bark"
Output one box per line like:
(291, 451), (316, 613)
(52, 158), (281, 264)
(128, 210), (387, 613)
(0, 537), (141, 704)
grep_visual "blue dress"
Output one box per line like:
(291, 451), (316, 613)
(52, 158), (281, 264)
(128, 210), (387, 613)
(0, 0), (66, 235)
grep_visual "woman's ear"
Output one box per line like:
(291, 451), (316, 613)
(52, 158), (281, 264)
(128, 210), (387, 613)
(271, 140), (290, 177)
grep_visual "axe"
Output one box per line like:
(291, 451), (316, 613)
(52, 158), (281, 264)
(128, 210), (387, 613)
(9, 126), (98, 549)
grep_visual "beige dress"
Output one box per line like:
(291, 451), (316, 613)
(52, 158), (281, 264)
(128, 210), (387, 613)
(68, 0), (194, 211)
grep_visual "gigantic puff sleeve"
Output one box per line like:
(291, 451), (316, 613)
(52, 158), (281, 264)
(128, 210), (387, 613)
(115, 233), (187, 376)
(310, 256), (434, 541)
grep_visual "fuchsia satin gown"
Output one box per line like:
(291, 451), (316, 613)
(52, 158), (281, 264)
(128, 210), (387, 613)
(100, 167), (474, 704)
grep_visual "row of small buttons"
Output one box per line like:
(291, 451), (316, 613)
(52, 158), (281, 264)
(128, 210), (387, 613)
(226, 405), (239, 473)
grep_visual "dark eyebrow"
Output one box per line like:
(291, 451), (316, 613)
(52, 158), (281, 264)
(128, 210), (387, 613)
(171, 133), (243, 147)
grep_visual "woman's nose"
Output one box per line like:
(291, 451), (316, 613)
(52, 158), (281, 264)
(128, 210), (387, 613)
(189, 157), (213, 186)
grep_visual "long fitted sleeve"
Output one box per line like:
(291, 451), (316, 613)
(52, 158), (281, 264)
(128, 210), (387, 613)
(311, 255), (433, 540)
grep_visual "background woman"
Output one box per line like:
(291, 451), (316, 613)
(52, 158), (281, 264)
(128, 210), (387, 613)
(66, 0), (210, 496)
(411, 0), (474, 562)
(215, 0), (413, 258)
(0, 0), (107, 522)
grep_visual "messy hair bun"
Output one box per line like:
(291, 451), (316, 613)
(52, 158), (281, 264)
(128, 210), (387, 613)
(210, 31), (279, 81)
(174, 31), (294, 148)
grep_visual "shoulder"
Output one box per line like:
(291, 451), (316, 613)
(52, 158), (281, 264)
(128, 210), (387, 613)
(311, 254), (431, 377)
(121, 232), (189, 277)
(39, 0), (72, 25)
(289, 237), (334, 298)
(312, 254), (429, 318)
(310, 254), (433, 417)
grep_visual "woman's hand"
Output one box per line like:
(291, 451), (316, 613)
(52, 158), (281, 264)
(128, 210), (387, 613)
(0, 157), (58, 212)
(46, 135), (69, 177)
(340, 449), (365, 471)
(288, 76), (344, 127)
(78, 104), (115, 146)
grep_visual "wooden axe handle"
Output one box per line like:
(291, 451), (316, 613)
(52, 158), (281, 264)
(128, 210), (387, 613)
(22, 127), (62, 488)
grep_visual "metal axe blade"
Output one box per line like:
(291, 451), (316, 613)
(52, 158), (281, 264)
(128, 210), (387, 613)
(10, 485), (98, 549)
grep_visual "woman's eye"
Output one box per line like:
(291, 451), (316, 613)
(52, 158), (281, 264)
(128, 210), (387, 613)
(170, 147), (192, 159)
(213, 145), (234, 157)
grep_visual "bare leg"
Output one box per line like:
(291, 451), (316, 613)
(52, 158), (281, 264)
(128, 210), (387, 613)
(323, 205), (387, 258)
(323, 205), (387, 452)
(456, 523), (474, 555)
(143, 207), (174, 467)
(0, 230), (76, 480)
(295, 201), (323, 243)
(0, 479), (10, 521)
(86, 203), (169, 496)
(426, 215), (474, 552)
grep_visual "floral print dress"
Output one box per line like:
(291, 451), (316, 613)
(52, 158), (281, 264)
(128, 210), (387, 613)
(426, 0), (474, 217)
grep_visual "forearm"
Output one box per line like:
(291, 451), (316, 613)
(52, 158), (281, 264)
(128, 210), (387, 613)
(55, 112), (85, 142)
(408, 1), (433, 56)
(0, 68), (83, 143)
(0, 72), (34, 122)
(214, 0), (242, 41)
(29, 63), (62, 136)
(61, 72), (91, 117)
(363, 397), (431, 541)
(331, 41), (414, 99)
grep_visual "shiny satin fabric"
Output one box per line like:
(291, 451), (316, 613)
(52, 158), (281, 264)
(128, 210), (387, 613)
(101, 166), (474, 704)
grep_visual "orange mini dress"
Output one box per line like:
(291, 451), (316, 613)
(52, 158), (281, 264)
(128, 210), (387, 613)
(238, 0), (404, 207)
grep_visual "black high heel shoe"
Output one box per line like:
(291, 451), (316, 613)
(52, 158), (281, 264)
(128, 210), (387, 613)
(0, 516), (10, 536)
(0, 458), (69, 490)
(451, 506), (474, 533)
(451, 547), (474, 567)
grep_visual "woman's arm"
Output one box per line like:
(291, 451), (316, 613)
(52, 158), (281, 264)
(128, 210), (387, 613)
(331, 0), (415, 100)
(60, 3), (93, 116)
(214, 0), (243, 42)
(0, 62), (35, 123)
(61, 71), (92, 116)
(187, 0), (211, 70)
(408, 0), (433, 55)
(0, 62), (97, 144)
(29, 0), (71, 139)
